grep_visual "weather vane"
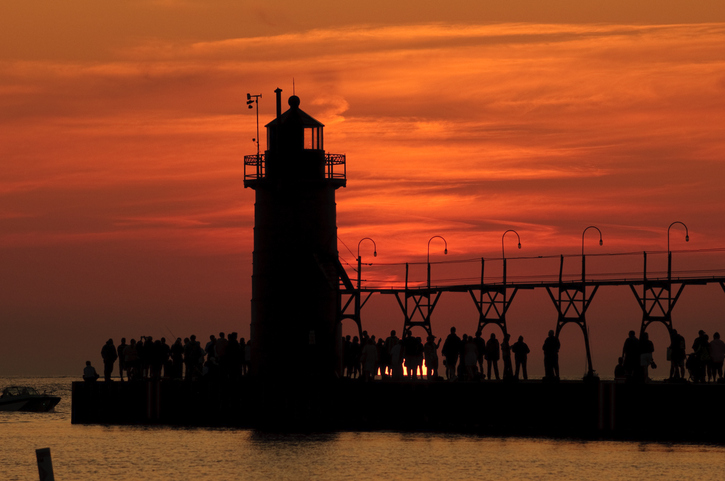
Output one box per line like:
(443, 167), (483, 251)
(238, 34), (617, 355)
(246, 93), (262, 158)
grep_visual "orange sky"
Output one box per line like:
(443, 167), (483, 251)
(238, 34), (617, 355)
(2, 2), (725, 376)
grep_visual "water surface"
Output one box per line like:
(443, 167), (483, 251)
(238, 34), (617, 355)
(3, 378), (722, 480)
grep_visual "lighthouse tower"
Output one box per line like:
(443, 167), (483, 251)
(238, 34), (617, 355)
(244, 89), (346, 380)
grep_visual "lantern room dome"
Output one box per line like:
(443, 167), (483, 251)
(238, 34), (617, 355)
(265, 95), (324, 129)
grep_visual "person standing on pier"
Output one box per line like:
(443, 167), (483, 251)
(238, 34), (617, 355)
(622, 331), (640, 381)
(424, 335), (441, 380)
(384, 330), (399, 377)
(170, 338), (184, 379)
(543, 330), (560, 381)
(691, 330), (710, 383)
(501, 333), (513, 380)
(474, 331), (485, 377)
(390, 338), (404, 380)
(101, 339), (117, 382)
(639, 332), (655, 382)
(117, 338), (127, 382)
(464, 335), (478, 381)
(361, 337), (378, 381)
(485, 333), (501, 381)
(511, 335), (530, 380)
(668, 329), (686, 381)
(709, 332), (725, 382)
(442, 327), (462, 380)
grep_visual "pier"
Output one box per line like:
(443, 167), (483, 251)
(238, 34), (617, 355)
(71, 378), (725, 443)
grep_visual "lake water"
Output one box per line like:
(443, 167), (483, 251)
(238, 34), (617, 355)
(3, 377), (725, 480)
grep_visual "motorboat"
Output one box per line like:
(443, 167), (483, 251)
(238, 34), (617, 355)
(0, 386), (61, 412)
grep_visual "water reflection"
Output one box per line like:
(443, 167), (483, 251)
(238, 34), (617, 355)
(250, 430), (339, 447)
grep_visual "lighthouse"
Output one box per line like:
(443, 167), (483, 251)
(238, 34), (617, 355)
(244, 89), (346, 380)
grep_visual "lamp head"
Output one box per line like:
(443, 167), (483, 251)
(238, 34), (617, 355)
(517, 243), (521, 249)
(444, 248), (448, 255)
(373, 251), (377, 257)
(247, 93), (251, 100)
(599, 239), (603, 246)
(686, 235), (689, 242)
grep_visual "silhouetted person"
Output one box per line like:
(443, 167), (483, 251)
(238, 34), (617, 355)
(184, 335), (202, 380)
(474, 331), (485, 376)
(669, 329), (686, 380)
(390, 339), (404, 380)
(376, 337), (387, 379)
(710, 332), (725, 381)
(614, 357), (626, 381)
(485, 333), (500, 380)
(424, 335), (441, 380)
(348, 336), (361, 378)
(543, 330), (561, 381)
(501, 333), (513, 380)
(117, 338), (127, 381)
(205, 335), (217, 363)
(150, 339), (164, 379)
(226, 332), (243, 380)
(464, 335), (478, 381)
(215, 332), (228, 364)
(457, 334), (468, 380)
(639, 332), (654, 382)
(361, 338), (378, 381)
(343, 335), (353, 377)
(101, 339), (117, 382)
(511, 335), (530, 380)
(692, 330), (710, 383)
(141, 336), (154, 378)
(160, 337), (171, 378)
(622, 330), (640, 381)
(124, 339), (140, 380)
(403, 333), (423, 379)
(384, 330), (399, 378)
(83, 360), (99, 383)
(170, 337), (184, 380)
(442, 327), (462, 380)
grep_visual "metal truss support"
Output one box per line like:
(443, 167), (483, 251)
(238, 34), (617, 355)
(467, 258), (519, 336)
(336, 258), (371, 340)
(545, 255), (598, 377)
(396, 263), (439, 337)
(629, 251), (686, 338)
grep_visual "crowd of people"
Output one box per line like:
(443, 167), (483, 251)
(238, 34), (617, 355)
(88, 333), (251, 382)
(84, 326), (725, 384)
(342, 327), (542, 382)
(617, 328), (725, 383)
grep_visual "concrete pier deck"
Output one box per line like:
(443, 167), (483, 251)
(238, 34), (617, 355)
(71, 378), (725, 443)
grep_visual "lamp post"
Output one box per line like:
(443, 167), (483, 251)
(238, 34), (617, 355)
(667, 221), (689, 280)
(501, 230), (521, 285)
(427, 236), (448, 290)
(357, 238), (377, 290)
(581, 226), (603, 282)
